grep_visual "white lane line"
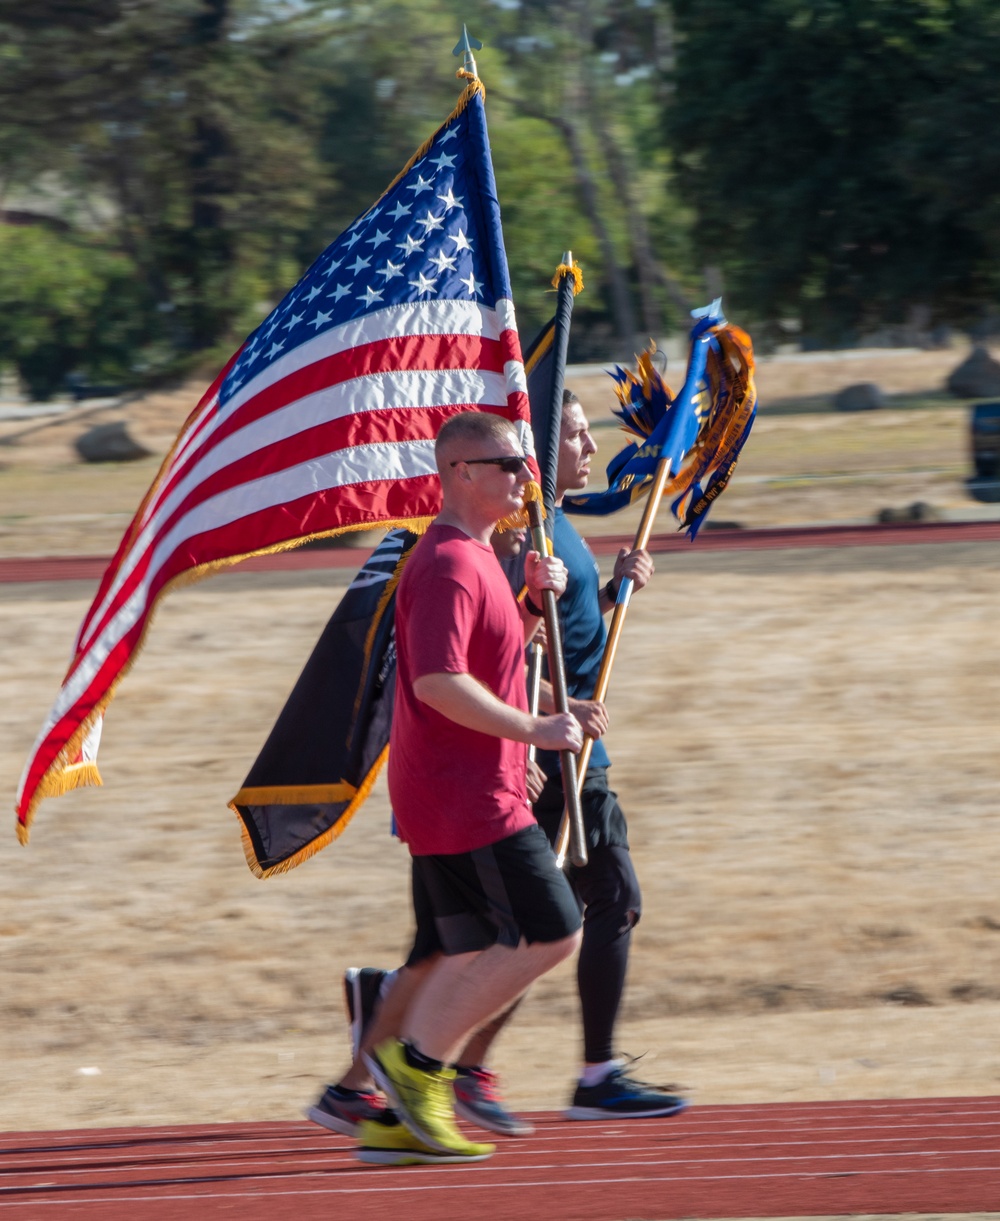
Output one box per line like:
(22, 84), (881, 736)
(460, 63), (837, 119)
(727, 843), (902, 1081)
(4, 1129), (1000, 1177)
(4, 1105), (1000, 1154)
(2, 1143), (998, 1191)
(1, 1160), (999, 1208)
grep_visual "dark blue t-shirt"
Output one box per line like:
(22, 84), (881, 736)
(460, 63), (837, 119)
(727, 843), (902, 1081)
(537, 507), (611, 779)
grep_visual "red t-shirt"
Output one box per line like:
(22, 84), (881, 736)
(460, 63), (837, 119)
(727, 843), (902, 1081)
(388, 522), (534, 855)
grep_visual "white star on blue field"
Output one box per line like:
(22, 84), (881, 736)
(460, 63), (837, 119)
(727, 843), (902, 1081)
(221, 109), (492, 407)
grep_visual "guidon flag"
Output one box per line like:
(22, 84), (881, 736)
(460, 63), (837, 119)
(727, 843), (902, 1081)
(564, 301), (756, 537)
(16, 75), (532, 843)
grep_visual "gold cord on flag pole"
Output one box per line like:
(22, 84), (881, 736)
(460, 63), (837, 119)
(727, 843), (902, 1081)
(551, 260), (584, 296)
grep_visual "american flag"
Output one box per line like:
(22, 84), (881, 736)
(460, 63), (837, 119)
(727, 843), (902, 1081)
(16, 80), (531, 842)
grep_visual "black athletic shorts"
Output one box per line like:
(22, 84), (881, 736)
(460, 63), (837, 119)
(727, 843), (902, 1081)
(405, 823), (581, 966)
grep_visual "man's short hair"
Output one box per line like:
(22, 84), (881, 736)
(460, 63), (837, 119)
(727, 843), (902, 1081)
(562, 388), (580, 407)
(436, 411), (518, 459)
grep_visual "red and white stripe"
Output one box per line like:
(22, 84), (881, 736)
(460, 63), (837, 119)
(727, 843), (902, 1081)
(17, 297), (529, 833)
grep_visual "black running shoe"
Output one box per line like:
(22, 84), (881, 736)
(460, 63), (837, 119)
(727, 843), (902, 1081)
(565, 1066), (688, 1121)
(344, 967), (391, 1058)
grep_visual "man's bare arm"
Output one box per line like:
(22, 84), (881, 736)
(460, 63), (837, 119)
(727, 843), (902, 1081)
(414, 671), (582, 752)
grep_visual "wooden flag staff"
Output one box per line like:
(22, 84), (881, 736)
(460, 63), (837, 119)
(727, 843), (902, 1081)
(551, 308), (757, 866)
(553, 448), (672, 868)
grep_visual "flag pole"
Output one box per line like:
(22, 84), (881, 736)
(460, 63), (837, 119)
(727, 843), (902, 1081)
(553, 315), (719, 867)
(550, 306), (755, 865)
(527, 252), (587, 867)
(447, 38), (585, 862)
(526, 500), (586, 867)
(553, 446), (673, 866)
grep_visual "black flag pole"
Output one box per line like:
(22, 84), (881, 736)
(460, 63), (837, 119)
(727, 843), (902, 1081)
(524, 253), (587, 867)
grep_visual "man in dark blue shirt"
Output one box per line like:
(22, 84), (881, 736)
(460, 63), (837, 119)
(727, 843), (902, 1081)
(530, 389), (687, 1120)
(308, 392), (687, 1138)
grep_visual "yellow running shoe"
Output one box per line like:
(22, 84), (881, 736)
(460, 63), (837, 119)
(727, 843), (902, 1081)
(355, 1113), (493, 1166)
(365, 1038), (496, 1159)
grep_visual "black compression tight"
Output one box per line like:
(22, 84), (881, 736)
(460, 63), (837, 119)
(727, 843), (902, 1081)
(570, 843), (642, 1065)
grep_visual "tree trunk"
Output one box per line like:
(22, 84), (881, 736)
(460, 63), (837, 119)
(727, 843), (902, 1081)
(556, 113), (639, 355)
(587, 102), (694, 331)
(499, 89), (639, 356)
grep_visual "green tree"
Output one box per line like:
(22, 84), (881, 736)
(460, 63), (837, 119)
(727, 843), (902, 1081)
(0, 226), (153, 399)
(894, 1), (1000, 326)
(0, 0), (699, 381)
(669, 0), (1000, 346)
(298, 0), (615, 345)
(455, 0), (697, 355)
(0, 0), (333, 359)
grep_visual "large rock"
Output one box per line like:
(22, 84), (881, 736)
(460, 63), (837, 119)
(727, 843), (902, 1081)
(833, 382), (885, 411)
(946, 345), (1000, 398)
(75, 421), (152, 463)
(876, 501), (942, 524)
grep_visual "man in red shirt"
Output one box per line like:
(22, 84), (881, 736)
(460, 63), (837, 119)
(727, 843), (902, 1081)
(360, 410), (583, 1166)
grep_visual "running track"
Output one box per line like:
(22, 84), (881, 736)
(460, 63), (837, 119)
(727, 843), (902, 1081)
(3, 1097), (1000, 1219)
(6, 523), (1000, 1217)
(3, 519), (1000, 585)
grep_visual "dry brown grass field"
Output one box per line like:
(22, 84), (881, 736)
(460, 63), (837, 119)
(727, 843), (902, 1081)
(2, 345), (1000, 1134)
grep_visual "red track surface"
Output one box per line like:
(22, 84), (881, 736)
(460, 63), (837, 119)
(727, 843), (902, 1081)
(3, 519), (999, 585)
(2, 1097), (999, 1219)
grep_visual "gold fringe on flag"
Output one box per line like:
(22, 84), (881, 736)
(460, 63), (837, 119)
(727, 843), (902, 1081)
(495, 478), (544, 534)
(595, 323), (756, 524)
(233, 744), (390, 880)
(368, 77), (486, 215)
(664, 324), (756, 515)
(234, 782), (357, 806)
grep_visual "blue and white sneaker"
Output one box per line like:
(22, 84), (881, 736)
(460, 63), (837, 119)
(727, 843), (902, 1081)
(565, 1065), (688, 1120)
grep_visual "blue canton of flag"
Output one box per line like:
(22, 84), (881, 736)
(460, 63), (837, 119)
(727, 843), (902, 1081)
(222, 113), (503, 408)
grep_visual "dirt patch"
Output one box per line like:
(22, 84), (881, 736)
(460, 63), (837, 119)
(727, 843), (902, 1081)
(2, 346), (999, 1133)
(3, 541), (1000, 1131)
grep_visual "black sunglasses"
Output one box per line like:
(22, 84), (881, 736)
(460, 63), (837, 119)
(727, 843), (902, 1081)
(450, 454), (528, 475)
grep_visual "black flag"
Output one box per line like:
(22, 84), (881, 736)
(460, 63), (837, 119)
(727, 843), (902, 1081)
(229, 530), (419, 876)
